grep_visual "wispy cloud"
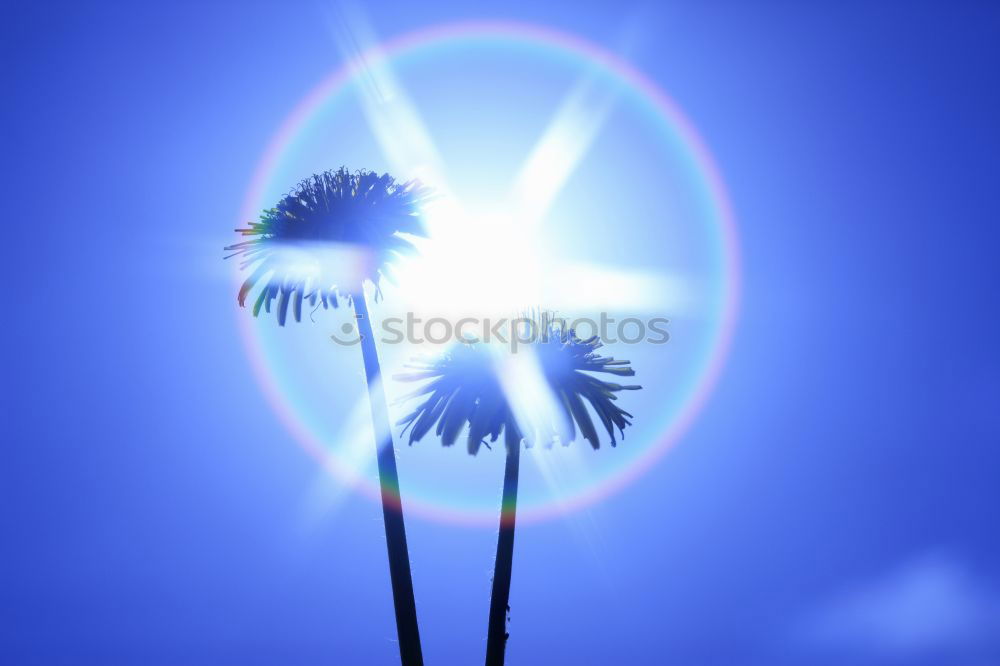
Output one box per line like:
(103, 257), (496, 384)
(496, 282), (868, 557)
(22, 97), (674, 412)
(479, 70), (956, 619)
(798, 552), (1000, 661)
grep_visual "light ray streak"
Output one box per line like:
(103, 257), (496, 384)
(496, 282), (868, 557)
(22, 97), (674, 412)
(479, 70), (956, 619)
(494, 346), (570, 446)
(327, 3), (450, 193)
(327, 3), (472, 283)
(509, 74), (620, 228)
(544, 262), (693, 314)
(298, 385), (377, 528)
(526, 444), (613, 586)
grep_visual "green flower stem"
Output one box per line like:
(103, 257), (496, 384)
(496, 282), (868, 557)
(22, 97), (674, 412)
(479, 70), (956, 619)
(354, 291), (423, 666)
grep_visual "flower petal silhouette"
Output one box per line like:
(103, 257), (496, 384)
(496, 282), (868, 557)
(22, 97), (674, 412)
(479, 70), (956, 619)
(225, 167), (433, 325)
(395, 322), (641, 455)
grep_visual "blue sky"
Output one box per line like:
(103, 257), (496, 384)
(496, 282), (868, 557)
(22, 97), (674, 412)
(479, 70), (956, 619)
(2, 2), (999, 665)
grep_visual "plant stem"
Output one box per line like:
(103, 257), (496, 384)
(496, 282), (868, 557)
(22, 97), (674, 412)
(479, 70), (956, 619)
(485, 426), (522, 666)
(353, 291), (423, 666)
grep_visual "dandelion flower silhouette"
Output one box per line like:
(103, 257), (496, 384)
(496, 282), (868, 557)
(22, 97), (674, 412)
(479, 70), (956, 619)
(395, 323), (642, 455)
(225, 167), (434, 325)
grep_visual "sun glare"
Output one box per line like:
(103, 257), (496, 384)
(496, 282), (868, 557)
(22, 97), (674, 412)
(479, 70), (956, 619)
(394, 206), (542, 317)
(238, 12), (736, 525)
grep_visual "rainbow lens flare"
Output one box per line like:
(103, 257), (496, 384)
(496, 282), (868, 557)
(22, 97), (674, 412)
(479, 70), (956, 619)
(233, 21), (740, 525)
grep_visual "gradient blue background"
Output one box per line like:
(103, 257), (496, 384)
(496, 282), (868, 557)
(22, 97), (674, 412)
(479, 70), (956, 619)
(3, 2), (999, 665)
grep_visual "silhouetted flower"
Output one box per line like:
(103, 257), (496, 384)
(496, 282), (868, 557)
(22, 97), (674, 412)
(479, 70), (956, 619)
(225, 167), (433, 325)
(395, 319), (642, 664)
(225, 167), (432, 662)
(395, 321), (641, 454)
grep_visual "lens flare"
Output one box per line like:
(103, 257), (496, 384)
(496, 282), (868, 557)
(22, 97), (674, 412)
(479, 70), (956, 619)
(233, 21), (741, 525)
